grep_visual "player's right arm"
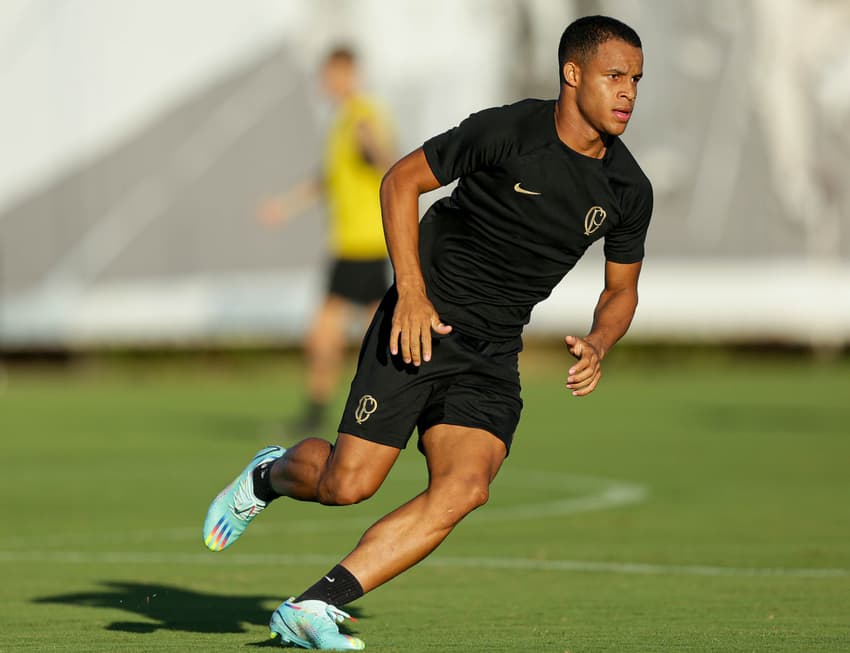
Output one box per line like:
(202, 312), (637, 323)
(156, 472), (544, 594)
(383, 105), (520, 364)
(380, 148), (451, 366)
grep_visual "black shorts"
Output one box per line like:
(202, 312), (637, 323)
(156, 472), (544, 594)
(327, 258), (390, 306)
(338, 286), (523, 454)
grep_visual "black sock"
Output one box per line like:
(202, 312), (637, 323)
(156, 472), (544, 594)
(295, 564), (364, 606)
(252, 461), (280, 503)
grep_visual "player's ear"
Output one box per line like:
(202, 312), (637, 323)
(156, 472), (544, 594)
(563, 61), (580, 88)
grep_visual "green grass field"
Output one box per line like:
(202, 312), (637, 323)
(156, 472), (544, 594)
(1, 350), (848, 652)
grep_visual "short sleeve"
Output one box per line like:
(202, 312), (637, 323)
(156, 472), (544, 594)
(603, 179), (653, 264)
(422, 106), (517, 186)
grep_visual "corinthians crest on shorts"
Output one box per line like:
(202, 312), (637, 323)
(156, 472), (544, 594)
(355, 394), (378, 424)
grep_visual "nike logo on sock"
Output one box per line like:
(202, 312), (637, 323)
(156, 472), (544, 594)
(324, 576), (336, 583)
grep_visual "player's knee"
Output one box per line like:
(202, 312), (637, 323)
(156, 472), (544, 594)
(433, 478), (490, 523)
(316, 473), (377, 506)
(461, 482), (490, 513)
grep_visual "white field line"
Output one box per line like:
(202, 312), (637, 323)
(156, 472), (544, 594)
(0, 550), (845, 579)
(0, 471), (648, 548)
(0, 470), (845, 579)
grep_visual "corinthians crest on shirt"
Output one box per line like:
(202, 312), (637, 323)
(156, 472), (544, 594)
(583, 205), (608, 237)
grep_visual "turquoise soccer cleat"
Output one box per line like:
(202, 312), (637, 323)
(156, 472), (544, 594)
(269, 598), (365, 650)
(202, 445), (285, 552)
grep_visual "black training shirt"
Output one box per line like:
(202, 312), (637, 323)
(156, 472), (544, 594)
(420, 98), (653, 342)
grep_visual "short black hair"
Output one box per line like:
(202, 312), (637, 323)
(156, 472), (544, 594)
(324, 45), (357, 66)
(558, 15), (642, 83)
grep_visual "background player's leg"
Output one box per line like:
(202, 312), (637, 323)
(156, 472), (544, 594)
(268, 432), (400, 504)
(297, 294), (350, 431)
(335, 424), (506, 592)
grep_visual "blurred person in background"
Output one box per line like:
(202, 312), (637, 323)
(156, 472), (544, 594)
(208, 16), (650, 650)
(259, 46), (395, 433)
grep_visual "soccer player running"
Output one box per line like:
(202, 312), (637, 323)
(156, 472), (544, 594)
(205, 16), (651, 650)
(260, 47), (395, 433)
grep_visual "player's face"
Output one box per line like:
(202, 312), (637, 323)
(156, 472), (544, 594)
(573, 39), (643, 136)
(321, 59), (356, 103)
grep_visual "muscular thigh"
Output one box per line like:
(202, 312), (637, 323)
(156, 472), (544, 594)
(321, 433), (401, 501)
(420, 424), (507, 484)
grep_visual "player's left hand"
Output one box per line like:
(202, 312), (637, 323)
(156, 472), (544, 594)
(564, 335), (602, 397)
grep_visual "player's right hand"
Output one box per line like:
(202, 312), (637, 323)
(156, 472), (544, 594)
(390, 289), (451, 366)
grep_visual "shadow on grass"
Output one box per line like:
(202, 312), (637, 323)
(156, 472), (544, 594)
(34, 581), (365, 637)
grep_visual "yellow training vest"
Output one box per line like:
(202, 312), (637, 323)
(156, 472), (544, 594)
(323, 96), (391, 260)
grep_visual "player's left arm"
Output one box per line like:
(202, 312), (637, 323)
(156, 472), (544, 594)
(565, 259), (642, 396)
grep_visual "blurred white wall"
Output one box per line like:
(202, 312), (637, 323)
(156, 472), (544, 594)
(0, 0), (525, 213)
(0, 1), (302, 213)
(0, 0), (848, 348)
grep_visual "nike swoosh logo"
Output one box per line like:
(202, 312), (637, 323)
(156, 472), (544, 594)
(324, 576), (336, 583)
(514, 182), (541, 196)
(233, 506), (254, 515)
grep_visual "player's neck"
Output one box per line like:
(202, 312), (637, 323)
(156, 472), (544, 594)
(554, 95), (606, 159)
